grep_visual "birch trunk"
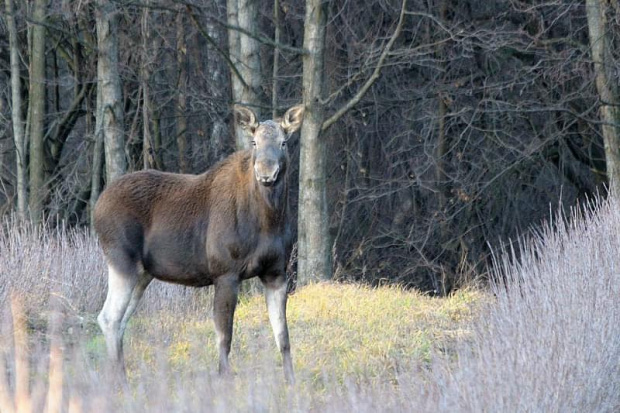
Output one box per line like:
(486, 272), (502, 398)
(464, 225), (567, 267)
(6, 0), (27, 221)
(206, 0), (229, 160)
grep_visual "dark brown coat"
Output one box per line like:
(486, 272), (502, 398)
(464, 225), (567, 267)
(95, 150), (292, 286)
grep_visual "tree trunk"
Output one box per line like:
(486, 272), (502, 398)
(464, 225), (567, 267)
(206, 0), (229, 160)
(228, 0), (262, 150)
(6, 0), (27, 221)
(96, 0), (127, 183)
(227, 0), (242, 103)
(298, 0), (331, 283)
(90, 80), (104, 230)
(586, 0), (620, 195)
(272, 0), (280, 118)
(28, 0), (47, 224)
(435, 0), (449, 214)
(141, 7), (156, 170)
(176, 11), (189, 173)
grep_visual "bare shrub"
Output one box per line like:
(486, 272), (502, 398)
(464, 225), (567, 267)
(425, 196), (620, 412)
(0, 195), (618, 411)
(0, 218), (212, 319)
(0, 218), (106, 315)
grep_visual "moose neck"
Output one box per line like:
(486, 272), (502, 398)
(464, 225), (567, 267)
(249, 161), (288, 231)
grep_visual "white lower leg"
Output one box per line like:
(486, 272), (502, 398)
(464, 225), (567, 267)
(265, 280), (294, 383)
(98, 266), (136, 369)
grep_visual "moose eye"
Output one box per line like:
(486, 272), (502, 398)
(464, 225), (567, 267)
(280, 141), (287, 149)
(251, 140), (257, 148)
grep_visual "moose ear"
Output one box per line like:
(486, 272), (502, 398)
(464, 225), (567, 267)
(234, 104), (259, 133)
(281, 105), (305, 135)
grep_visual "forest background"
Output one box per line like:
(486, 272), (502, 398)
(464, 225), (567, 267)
(1, 0), (619, 292)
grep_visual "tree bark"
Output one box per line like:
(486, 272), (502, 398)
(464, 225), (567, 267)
(272, 0), (280, 118)
(90, 80), (104, 230)
(206, 0), (229, 160)
(6, 0), (27, 221)
(586, 0), (620, 195)
(141, 6), (157, 170)
(227, 0), (243, 104)
(96, 0), (127, 183)
(228, 0), (262, 150)
(28, 0), (47, 224)
(298, 0), (331, 283)
(176, 11), (189, 173)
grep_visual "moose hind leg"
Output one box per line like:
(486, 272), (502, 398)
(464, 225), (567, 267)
(120, 270), (152, 336)
(98, 263), (140, 377)
(213, 274), (239, 376)
(262, 274), (294, 384)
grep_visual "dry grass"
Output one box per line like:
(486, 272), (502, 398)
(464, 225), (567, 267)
(0, 196), (619, 411)
(124, 283), (484, 390)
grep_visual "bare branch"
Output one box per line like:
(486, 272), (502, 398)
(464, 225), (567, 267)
(185, 4), (249, 90)
(127, 0), (308, 54)
(321, 0), (408, 132)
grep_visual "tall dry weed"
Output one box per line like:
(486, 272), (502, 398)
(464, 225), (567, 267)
(0, 218), (212, 318)
(0, 195), (618, 412)
(429, 197), (620, 412)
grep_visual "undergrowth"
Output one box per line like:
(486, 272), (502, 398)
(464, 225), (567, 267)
(0, 196), (619, 412)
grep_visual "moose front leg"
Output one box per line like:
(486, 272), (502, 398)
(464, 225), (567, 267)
(213, 274), (239, 376)
(261, 274), (294, 384)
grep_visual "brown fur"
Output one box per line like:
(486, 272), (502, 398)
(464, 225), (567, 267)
(95, 150), (291, 286)
(94, 105), (303, 383)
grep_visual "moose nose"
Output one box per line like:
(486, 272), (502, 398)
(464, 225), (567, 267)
(255, 163), (280, 186)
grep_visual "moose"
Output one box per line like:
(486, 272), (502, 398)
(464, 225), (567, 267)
(94, 104), (304, 383)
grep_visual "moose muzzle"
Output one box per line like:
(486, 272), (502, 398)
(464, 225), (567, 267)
(254, 159), (280, 186)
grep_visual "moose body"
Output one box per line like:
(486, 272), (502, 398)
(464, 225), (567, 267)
(94, 105), (303, 383)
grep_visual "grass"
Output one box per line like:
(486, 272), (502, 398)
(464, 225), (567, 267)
(123, 283), (485, 390)
(0, 283), (485, 413)
(0, 196), (619, 411)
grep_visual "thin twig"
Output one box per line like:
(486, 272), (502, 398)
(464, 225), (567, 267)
(185, 5), (249, 90)
(322, 0), (408, 132)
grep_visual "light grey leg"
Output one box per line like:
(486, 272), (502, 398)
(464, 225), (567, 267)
(262, 275), (294, 384)
(98, 265), (150, 379)
(120, 271), (152, 337)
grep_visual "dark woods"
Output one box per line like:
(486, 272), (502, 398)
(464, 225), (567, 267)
(0, 0), (618, 293)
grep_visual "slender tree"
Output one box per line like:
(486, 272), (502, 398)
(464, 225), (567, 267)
(28, 0), (48, 224)
(228, 0), (262, 150)
(205, 0), (230, 160)
(298, 0), (330, 282)
(272, 0), (280, 119)
(90, 83), (105, 229)
(586, 0), (620, 195)
(141, 5), (157, 170)
(176, 11), (189, 173)
(96, 0), (127, 183)
(5, 0), (27, 221)
(297, 0), (407, 283)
